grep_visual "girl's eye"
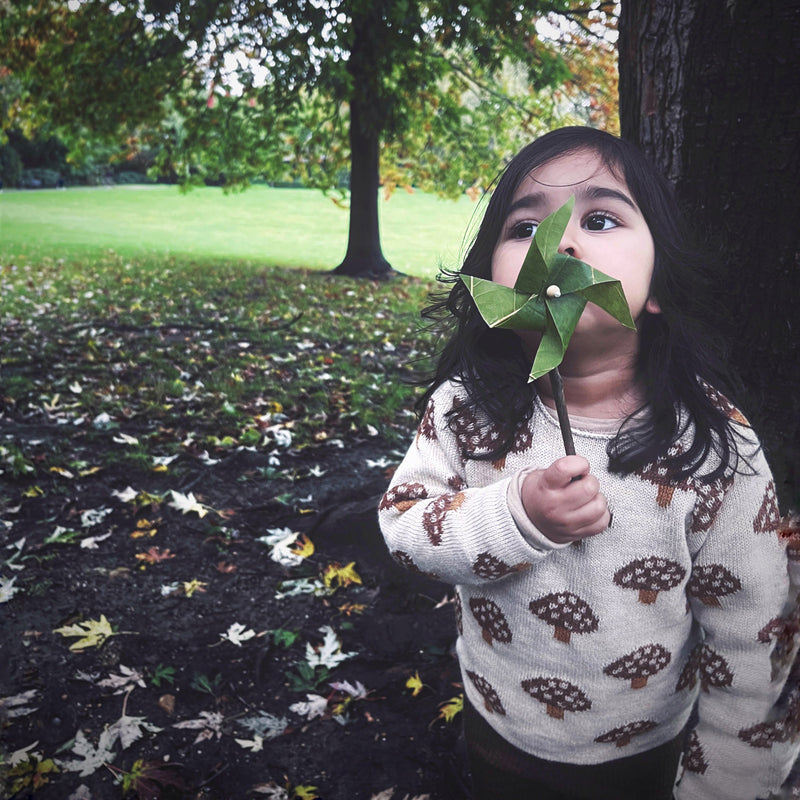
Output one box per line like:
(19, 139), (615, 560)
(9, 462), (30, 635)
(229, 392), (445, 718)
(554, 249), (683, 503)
(584, 213), (618, 232)
(509, 221), (538, 239)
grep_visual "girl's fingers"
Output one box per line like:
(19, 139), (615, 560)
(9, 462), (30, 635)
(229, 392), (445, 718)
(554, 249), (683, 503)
(542, 456), (591, 488)
(564, 493), (609, 533)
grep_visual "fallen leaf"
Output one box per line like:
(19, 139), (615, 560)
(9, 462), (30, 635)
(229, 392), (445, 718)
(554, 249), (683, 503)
(112, 486), (138, 503)
(0, 575), (20, 603)
(329, 679), (369, 700)
(57, 728), (118, 776)
(97, 665), (146, 694)
(290, 534), (314, 559)
(181, 579), (207, 598)
(173, 711), (224, 743)
(80, 507), (112, 528)
(305, 625), (357, 669)
(81, 532), (112, 550)
(436, 694), (463, 723)
(168, 489), (211, 518)
(251, 783), (290, 799)
(130, 518), (158, 538)
(53, 615), (117, 651)
(158, 694), (176, 715)
(135, 547), (175, 564)
(0, 689), (39, 718)
(238, 712), (289, 740)
(8, 741), (42, 767)
(406, 672), (424, 697)
(108, 713), (162, 750)
(234, 734), (264, 752)
(337, 602), (367, 616)
(289, 694), (328, 721)
(219, 622), (256, 646)
(322, 561), (362, 590)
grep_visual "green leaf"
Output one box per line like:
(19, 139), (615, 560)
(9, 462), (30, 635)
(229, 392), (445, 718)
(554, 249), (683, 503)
(533, 195), (575, 269)
(462, 275), (546, 330)
(530, 295), (586, 381)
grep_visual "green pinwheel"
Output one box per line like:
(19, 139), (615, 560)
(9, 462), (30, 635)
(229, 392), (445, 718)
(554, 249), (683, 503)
(462, 195), (636, 454)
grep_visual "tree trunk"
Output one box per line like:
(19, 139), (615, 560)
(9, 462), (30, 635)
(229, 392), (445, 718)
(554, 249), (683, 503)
(619, 0), (800, 510)
(331, 5), (394, 280)
(331, 93), (394, 279)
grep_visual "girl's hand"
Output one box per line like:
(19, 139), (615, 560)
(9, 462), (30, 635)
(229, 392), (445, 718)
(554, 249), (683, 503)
(521, 456), (610, 544)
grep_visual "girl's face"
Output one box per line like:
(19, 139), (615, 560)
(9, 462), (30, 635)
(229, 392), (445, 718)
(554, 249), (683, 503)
(491, 149), (660, 336)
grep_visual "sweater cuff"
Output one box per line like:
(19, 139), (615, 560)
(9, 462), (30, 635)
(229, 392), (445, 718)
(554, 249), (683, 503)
(507, 468), (572, 553)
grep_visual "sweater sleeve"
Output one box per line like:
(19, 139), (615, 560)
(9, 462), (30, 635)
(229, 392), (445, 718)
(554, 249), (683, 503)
(378, 384), (563, 586)
(675, 442), (799, 800)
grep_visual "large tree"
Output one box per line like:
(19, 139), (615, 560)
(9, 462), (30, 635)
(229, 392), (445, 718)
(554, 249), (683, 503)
(618, 1), (800, 508)
(3, 1), (620, 279)
(147, 0), (579, 278)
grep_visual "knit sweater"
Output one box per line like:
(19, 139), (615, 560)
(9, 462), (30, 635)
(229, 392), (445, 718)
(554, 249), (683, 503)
(378, 380), (799, 800)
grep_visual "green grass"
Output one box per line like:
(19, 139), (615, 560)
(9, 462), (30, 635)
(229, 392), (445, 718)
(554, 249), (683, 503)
(0, 184), (483, 278)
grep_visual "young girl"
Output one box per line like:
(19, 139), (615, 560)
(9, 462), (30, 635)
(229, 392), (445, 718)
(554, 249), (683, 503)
(378, 127), (798, 800)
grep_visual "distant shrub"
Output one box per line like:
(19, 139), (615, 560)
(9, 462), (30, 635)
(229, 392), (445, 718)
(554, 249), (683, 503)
(20, 168), (62, 188)
(0, 144), (23, 188)
(114, 170), (154, 185)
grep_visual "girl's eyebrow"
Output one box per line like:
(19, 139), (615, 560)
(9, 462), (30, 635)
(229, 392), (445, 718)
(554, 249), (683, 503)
(579, 185), (637, 210)
(505, 192), (547, 217)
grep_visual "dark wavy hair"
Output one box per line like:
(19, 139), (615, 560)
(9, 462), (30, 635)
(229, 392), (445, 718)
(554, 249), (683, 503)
(419, 126), (750, 481)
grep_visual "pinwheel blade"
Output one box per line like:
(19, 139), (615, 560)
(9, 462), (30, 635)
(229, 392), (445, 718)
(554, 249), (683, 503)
(529, 294), (586, 381)
(463, 275), (547, 330)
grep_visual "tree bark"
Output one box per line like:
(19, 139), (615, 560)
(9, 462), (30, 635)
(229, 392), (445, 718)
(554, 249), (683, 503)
(331, 4), (395, 280)
(619, 0), (800, 509)
(331, 93), (394, 279)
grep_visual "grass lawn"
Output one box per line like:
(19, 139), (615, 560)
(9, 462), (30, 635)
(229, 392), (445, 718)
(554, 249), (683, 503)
(0, 184), (484, 278)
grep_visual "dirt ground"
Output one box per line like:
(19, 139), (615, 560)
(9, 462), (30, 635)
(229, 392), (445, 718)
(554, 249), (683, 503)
(1, 429), (473, 800)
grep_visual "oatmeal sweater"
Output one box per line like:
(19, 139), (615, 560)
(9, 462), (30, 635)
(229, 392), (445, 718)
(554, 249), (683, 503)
(379, 380), (798, 800)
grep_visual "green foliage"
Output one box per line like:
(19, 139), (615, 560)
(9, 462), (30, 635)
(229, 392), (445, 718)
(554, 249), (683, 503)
(0, 442), (34, 478)
(1, 1), (615, 196)
(285, 661), (331, 694)
(20, 167), (61, 188)
(7, 753), (59, 794)
(1, 1), (185, 150)
(0, 144), (22, 187)
(149, 664), (177, 688)
(273, 628), (301, 649)
(190, 672), (223, 696)
(113, 171), (153, 185)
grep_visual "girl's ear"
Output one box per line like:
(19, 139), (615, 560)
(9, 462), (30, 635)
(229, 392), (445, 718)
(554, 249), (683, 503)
(645, 296), (661, 314)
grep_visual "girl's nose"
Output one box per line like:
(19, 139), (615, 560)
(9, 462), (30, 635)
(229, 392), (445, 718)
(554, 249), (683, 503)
(558, 220), (580, 257)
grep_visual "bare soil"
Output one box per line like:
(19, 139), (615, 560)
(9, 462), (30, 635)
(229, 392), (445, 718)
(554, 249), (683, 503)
(1, 429), (473, 800)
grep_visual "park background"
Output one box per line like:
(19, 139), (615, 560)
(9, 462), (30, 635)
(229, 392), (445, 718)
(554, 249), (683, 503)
(1, 2), (799, 799)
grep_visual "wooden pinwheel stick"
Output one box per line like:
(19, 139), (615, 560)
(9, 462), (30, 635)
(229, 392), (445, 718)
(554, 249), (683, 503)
(548, 367), (576, 456)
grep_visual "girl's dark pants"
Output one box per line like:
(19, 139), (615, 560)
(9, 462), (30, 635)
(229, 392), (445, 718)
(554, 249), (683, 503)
(464, 698), (682, 800)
